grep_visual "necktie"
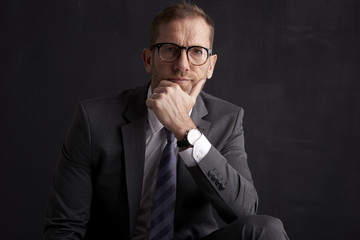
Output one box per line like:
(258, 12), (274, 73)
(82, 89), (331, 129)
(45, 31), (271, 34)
(149, 129), (177, 240)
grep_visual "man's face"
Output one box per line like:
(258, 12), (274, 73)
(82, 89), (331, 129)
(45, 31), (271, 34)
(143, 17), (217, 94)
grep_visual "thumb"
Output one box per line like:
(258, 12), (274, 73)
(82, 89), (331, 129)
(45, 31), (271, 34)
(189, 79), (205, 98)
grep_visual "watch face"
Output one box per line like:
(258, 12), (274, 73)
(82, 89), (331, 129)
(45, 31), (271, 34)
(187, 129), (202, 145)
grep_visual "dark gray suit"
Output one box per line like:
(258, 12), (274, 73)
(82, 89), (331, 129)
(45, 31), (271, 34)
(44, 83), (258, 240)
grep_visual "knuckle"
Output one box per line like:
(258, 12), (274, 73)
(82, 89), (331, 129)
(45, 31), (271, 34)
(165, 86), (173, 94)
(153, 101), (161, 109)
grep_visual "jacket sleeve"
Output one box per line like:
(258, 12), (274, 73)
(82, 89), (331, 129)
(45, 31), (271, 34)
(186, 107), (258, 223)
(44, 104), (92, 239)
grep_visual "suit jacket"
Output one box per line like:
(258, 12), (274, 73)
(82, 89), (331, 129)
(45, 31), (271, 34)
(44, 83), (258, 240)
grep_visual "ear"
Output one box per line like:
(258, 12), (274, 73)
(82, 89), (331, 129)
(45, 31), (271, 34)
(206, 54), (217, 79)
(142, 48), (153, 73)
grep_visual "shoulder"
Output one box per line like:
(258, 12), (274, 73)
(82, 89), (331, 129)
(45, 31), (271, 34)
(79, 84), (148, 112)
(76, 83), (149, 122)
(200, 91), (244, 116)
(80, 88), (134, 109)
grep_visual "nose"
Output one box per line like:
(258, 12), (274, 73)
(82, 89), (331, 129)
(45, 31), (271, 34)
(174, 49), (190, 72)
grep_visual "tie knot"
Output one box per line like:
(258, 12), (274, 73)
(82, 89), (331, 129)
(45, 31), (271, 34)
(164, 129), (175, 143)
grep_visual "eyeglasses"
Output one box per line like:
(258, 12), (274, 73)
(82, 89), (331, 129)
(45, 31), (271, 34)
(150, 43), (212, 66)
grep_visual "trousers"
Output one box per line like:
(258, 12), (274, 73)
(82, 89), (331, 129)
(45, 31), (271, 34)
(201, 215), (289, 240)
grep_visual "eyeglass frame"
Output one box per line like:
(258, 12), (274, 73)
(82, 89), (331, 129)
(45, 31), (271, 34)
(150, 42), (213, 66)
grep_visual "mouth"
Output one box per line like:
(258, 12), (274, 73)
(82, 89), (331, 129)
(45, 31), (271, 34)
(167, 78), (191, 84)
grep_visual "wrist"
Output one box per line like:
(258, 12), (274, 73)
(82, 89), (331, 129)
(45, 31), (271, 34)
(172, 119), (196, 140)
(177, 128), (202, 151)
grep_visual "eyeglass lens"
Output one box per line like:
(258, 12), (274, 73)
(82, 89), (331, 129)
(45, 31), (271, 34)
(159, 44), (209, 65)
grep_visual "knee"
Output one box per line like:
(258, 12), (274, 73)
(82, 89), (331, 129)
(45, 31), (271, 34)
(234, 215), (288, 240)
(256, 215), (284, 231)
(252, 215), (288, 240)
(203, 215), (288, 240)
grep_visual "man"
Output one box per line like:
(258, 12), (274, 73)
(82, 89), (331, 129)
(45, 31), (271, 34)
(44, 2), (289, 240)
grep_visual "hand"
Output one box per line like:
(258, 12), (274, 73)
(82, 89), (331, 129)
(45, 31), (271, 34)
(145, 79), (205, 140)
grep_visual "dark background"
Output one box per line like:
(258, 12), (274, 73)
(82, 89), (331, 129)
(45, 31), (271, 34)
(1, 0), (359, 239)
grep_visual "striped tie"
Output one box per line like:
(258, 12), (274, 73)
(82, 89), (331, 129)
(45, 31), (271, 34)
(149, 129), (177, 240)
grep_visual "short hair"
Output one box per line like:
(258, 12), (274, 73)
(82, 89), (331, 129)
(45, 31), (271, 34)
(150, 1), (215, 48)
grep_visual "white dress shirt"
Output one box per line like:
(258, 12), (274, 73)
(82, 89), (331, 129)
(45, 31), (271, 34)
(132, 87), (211, 239)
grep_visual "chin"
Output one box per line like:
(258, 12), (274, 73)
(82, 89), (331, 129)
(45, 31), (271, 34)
(178, 84), (192, 94)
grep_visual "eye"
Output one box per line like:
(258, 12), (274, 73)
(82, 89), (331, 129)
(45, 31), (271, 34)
(164, 46), (176, 52)
(190, 47), (205, 56)
(161, 44), (179, 54)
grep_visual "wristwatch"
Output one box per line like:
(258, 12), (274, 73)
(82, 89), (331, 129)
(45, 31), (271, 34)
(177, 128), (202, 150)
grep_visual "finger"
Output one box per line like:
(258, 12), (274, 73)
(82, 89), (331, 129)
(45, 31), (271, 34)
(152, 80), (175, 94)
(158, 80), (175, 88)
(145, 98), (153, 110)
(189, 79), (205, 98)
(152, 87), (167, 94)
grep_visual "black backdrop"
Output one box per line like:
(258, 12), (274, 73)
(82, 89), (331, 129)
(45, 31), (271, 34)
(1, 0), (359, 239)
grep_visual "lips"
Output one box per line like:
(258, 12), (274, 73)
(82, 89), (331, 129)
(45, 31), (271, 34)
(167, 77), (191, 83)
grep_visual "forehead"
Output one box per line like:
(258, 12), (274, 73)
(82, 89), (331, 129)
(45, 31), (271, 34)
(155, 17), (211, 48)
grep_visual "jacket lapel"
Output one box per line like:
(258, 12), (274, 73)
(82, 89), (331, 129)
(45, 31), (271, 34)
(191, 92), (211, 135)
(121, 83), (149, 235)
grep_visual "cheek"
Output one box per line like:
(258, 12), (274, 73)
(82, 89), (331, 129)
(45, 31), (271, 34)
(151, 63), (169, 84)
(153, 60), (170, 74)
(195, 65), (211, 79)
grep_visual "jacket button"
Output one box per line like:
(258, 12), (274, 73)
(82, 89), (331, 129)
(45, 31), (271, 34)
(208, 170), (215, 177)
(211, 175), (219, 181)
(219, 183), (226, 190)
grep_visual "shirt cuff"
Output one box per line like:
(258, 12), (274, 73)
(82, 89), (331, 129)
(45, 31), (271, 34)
(178, 134), (211, 167)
